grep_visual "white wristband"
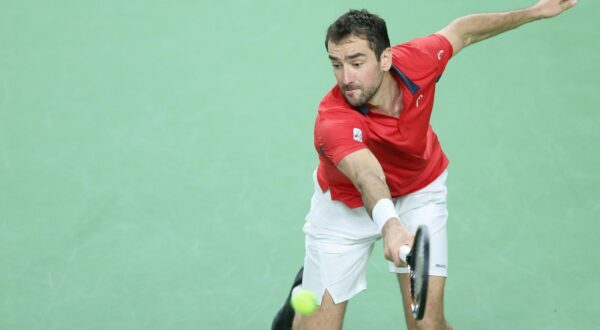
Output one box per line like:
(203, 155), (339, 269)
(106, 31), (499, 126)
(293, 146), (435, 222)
(372, 198), (398, 231)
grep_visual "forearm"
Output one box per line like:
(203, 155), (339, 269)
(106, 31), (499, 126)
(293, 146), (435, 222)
(336, 149), (393, 217)
(451, 7), (543, 47)
(355, 170), (412, 266)
(354, 170), (391, 217)
(336, 150), (412, 265)
(335, 148), (404, 234)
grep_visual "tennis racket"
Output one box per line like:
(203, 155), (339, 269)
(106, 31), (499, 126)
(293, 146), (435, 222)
(398, 225), (430, 320)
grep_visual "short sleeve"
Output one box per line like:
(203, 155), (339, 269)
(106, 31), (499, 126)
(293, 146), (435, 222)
(315, 111), (368, 165)
(397, 34), (454, 79)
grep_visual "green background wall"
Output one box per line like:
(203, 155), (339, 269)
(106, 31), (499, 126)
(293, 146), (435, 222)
(1, 1), (598, 329)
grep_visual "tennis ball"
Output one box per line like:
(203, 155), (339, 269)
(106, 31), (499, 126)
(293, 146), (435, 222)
(291, 287), (318, 315)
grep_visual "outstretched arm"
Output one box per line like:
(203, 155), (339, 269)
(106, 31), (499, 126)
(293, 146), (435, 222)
(437, 0), (577, 55)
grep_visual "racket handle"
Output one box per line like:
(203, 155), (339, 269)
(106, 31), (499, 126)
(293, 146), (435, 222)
(399, 245), (411, 262)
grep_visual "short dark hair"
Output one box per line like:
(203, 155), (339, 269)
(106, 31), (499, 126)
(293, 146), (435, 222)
(325, 9), (390, 59)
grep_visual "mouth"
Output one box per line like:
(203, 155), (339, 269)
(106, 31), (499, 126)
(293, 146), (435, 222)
(344, 87), (361, 96)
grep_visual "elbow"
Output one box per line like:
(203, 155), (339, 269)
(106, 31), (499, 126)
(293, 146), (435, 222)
(462, 34), (474, 48)
(442, 18), (472, 53)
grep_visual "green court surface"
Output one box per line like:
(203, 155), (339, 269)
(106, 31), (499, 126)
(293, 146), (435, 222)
(1, 1), (599, 329)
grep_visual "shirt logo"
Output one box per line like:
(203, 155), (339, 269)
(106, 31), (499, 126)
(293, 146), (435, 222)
(437, 50), (445, 60)
(353, 128), (363, 142)
(416, 94), (424, 108)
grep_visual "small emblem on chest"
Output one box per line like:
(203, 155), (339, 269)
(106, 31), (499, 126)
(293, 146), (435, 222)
(416, 94), (424, 108)
(353, 128), (363, 142)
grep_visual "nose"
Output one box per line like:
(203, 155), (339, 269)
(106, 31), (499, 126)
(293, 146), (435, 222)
(342, 67), (354, 85)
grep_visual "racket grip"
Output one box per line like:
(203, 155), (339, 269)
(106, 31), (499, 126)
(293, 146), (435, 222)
(399, 245), (410, 262)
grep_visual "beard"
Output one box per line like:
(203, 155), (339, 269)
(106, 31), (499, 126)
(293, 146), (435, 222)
(341, 75), (383, 107)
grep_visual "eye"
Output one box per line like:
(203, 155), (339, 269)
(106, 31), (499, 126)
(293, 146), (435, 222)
(332, 63), (341, 69)
(352, 62), (363, 68)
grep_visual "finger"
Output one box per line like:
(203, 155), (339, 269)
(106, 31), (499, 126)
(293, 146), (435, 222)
(393, 251), (407, 267)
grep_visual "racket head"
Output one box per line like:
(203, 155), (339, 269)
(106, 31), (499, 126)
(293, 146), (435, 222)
(407, 225), (430, 320)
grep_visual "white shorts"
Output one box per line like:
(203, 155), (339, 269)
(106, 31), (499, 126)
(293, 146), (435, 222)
(301, 170), (449, 305)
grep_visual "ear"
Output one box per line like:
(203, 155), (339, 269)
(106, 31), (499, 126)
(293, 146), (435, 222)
(379, 47), (392, 71)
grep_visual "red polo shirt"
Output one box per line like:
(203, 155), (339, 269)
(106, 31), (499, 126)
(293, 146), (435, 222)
(314, 34), (454, 208)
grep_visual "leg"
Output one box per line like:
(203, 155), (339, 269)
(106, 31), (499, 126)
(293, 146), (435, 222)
(397, 274), (452, 330)
(292, 290), (347, 330)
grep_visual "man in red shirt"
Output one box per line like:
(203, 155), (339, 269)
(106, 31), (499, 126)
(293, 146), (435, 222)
(273, 1), (575, 329)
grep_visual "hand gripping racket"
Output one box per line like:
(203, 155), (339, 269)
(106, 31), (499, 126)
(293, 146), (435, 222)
(398, 225), (430, 320)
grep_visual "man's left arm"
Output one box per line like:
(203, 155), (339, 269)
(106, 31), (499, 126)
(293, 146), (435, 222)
(437, 0), (577, 55)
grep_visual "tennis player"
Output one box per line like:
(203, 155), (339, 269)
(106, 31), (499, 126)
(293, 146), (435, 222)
(272, 1), (576, 329)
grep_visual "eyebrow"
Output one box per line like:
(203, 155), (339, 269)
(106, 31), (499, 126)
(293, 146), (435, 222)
(328, 52), (367, 61)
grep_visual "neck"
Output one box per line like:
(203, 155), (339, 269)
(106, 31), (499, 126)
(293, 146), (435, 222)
(367, 71), (402, 117)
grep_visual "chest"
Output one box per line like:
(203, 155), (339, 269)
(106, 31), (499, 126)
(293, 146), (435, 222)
(364, 83), (437, 156)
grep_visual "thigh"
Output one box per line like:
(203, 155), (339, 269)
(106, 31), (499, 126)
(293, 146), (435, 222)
(293, 289), (347, 330)
(303, 236), (375, 305)
(389, 171), (449, 276)
(303, 171), (380, 242)
(302, 170), (380, 305)
(397, 274), (448, 330)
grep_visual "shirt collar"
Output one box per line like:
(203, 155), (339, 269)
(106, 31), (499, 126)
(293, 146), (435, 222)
(353, 64), (420, 115)
(390, 64), (420, 94)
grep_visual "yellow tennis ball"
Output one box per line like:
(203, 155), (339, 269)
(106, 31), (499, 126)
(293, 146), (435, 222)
(291, 288), (318, 315)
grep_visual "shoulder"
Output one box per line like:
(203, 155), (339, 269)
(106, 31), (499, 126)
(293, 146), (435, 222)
(391, 34), (454, 79)
(392, 34), (453, 60)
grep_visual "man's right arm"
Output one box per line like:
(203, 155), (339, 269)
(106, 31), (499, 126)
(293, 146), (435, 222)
(337, 148), (413, 267)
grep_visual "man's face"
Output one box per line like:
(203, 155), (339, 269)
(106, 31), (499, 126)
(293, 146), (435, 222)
(327, 35), (384, 107)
